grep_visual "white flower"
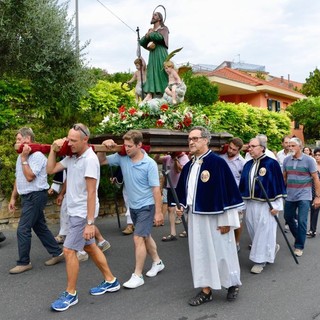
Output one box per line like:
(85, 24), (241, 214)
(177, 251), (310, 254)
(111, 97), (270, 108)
(101, 115), (110, 124)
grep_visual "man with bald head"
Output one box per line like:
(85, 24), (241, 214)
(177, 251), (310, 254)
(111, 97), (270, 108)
(239, 136), (286, 274)
(283, 137), (320, 257)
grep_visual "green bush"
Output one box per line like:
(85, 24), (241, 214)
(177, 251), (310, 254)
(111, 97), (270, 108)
(204, 102), (291, 150)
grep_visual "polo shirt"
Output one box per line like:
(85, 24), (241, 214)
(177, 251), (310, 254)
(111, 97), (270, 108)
(283, 153), (316, 201)
(107, 151), (159, 209)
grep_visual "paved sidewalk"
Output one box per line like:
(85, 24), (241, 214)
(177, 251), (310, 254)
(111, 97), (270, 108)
(0, 214), (320, 320)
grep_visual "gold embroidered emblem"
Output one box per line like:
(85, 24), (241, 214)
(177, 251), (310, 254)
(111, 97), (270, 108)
(259, 167), (267, 176)
(201, 170), (210, 182)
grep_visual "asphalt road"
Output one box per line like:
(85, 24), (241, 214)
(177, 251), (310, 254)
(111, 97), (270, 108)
(1, 214), (320, 320)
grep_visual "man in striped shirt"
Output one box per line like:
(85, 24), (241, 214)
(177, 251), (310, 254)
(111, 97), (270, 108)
(283, 137), (320, 257)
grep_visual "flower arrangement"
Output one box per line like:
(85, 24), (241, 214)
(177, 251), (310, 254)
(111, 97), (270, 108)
(97, 101), (210, 135)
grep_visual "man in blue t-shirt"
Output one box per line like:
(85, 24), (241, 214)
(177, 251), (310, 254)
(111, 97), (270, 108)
(98, 130), (165, 289)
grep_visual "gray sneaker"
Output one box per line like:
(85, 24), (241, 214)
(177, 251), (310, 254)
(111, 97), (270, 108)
(77, 251), (89, 262)
(98, 240), (111, 252)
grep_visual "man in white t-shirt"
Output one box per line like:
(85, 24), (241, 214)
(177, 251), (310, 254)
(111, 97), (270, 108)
(47, 123), (120, 312)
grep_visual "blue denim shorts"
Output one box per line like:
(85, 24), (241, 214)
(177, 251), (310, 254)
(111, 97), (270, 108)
(63, 216), (95, 251)
(130, 205), (155, 237)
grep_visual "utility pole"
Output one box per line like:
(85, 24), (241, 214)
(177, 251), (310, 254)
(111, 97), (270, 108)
(75, 0), (79, 56)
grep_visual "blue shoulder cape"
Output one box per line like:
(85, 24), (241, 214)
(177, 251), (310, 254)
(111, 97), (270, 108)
(239, 154), (287, 201)
(175, 150), (244, 215)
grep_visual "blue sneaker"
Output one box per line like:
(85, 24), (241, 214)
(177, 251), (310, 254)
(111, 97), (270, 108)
(51, 291), (78, 312)
(90, 278), (120, 296)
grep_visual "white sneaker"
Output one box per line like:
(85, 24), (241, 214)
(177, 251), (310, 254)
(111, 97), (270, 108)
(123, 273), (144, 289)
(275, 244), (280, 257)
(146, 260), (165, 277)
(250, 263), (266, 274)
(77, 251), (88, 262)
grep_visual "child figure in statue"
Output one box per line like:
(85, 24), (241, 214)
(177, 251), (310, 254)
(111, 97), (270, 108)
(126, 58), (147, 103)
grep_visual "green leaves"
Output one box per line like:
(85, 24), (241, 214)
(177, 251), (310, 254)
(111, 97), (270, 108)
(204, 102), (291, 150)
(287, 97), (320, 140)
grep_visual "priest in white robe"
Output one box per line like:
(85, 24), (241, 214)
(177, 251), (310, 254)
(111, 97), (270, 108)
(175, 126), (244, 306)
(239, 137), (287, 274)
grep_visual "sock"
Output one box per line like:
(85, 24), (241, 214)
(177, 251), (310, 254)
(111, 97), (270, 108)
(106, 277), (116, 283)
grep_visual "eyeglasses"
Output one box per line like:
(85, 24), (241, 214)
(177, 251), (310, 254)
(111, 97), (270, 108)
(72, 124), (88, 136)
(188, 137), (204, 143)
(247, 145), (261, 149)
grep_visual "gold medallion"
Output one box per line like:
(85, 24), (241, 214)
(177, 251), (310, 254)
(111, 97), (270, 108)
(259, 167), (267, 176)
(201, 170), (210, 182)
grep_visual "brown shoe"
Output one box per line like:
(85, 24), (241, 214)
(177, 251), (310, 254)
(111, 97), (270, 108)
(54, 235), (65, 244)
(122, 224), (134, 235)
(9, 263), (32, 274)
(45, 253), (64, 266)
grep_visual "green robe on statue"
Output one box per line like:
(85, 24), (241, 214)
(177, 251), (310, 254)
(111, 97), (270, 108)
(140, 26), (169, 95)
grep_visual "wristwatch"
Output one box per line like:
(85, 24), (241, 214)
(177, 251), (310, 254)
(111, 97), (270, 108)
(22, 161), (28, 165)
(87, 219), (95, 226)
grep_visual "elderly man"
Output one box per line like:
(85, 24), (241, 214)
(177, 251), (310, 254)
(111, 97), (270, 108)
(175, 126), (244, 306)
(245, 134), (277, 162)
(283, 137), (320, 257)
(8, 127), (64, 274)
(239, 136), (287, 274)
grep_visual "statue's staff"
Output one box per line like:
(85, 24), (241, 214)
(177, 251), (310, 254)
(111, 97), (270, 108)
(254, 176), (299, 265)
(136, 27), (144, 101)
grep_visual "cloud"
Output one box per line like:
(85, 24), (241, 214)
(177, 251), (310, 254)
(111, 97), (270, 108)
(63, 0), (320, 82)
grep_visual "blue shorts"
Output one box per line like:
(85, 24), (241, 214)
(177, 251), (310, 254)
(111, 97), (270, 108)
(130, 205), (155, 237)
(63, 216), (95, 251)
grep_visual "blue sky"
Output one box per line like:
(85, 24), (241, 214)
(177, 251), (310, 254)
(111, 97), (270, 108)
(61, 0), (320, 82)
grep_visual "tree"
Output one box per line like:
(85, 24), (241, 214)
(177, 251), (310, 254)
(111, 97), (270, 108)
(286, 97), (320, 141)
(301, 68), (320, 96)
(182, 71), (219, 106)
(0, 0), (92, 118)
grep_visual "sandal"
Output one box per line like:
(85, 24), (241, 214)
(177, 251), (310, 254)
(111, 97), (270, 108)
(306, 230), (316, 238)
(179, 231), (187, 238)
(162, 234), (177, 242)
(188, 290), (213, 306)
(226, 285), (239, 301)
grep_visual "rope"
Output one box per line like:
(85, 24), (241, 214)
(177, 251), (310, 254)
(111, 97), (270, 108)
(95, 0), (136, 33)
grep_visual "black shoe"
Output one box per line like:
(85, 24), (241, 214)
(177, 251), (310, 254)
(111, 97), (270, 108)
(188, 290), (213, 306)
(227, 285), (239, 301)
(0, 232), (6, 243)
(306, 230), (316, 238)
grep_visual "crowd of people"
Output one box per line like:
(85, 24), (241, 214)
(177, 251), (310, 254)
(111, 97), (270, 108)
(2, 121), (320, 312)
